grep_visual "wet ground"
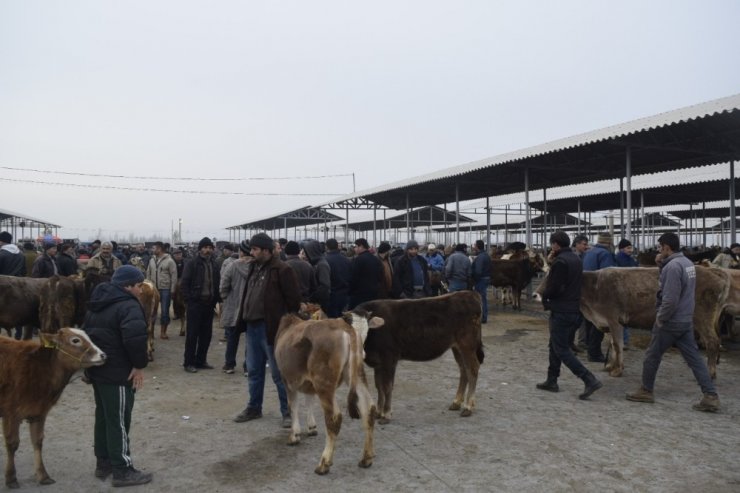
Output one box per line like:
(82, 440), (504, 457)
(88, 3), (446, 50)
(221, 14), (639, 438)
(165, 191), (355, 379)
(3, 297), (740, 492)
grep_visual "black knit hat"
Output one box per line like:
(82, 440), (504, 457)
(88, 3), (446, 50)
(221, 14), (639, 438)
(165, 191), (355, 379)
(250, 233), (274, 251)
(0, 231), (12, 244)
(112, 265), (145, 287)
(377, 242), (391, 254)
(284, 240), (300, 255)
(198, 237), (214, 249)
(618, 239), (632, 250)
(239, 239), (251, 253)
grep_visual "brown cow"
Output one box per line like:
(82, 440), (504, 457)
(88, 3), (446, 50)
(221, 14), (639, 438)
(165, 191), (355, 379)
(275, 310), (383, 475)
(0, 328), (106, 488)
(580, 267), (731, 378)
(139, 280), (160, 361)
(172, 279), (187, 336)
(489, 251), (548, 310)
(38, 274), (112, 334)
(360, 291), (484, 423)
(0, 275), (47, 340)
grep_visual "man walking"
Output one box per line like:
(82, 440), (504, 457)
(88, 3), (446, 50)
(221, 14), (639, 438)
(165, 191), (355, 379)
(471, 240), (491, 323)
(537, 231), (602, 400)
(581, 232), (616, 362)
(234, 233), (301, 427)
(146, 241), (178, 340)
(626, 233), (719, 412)
(181, 237), (220, 372)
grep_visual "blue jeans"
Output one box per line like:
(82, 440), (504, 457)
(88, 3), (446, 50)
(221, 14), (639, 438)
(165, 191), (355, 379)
(474, 278), (490, 323)
(245, 321), (289, 416)
(448, 279), (467, 292)
(159, 289), (171, 326)
(224, 326), (246, 369)
(641, 321), (716, 394)
(547, 311), (589, 380)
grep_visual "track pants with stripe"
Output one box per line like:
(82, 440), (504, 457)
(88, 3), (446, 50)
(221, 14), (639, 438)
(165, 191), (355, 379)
(93, 383), (135, 469)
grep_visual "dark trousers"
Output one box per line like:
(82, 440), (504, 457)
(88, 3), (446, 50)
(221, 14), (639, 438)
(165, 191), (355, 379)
(585, 320), (605, 359)
(547, 311), (589, 380)
(224, 325), (246, 370)
(93, 383), (135, 469)
(184, 301), (214, 367)
(328, 291), (348, 318)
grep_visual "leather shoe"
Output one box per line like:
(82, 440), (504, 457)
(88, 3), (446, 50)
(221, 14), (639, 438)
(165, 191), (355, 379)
(579, 373), (603, 400)
(234, 408), (262, 423)
(536, 379), (559, 392)
(184, 365), (198, 373)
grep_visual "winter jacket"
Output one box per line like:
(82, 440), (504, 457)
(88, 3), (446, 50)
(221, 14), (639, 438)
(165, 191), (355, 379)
(86, 253), (122, 276)
(146, 253), (178, 291)
(542, 249), (582, 313)
(425, 252), (445, 272)
(326, 250), (351, 295)
(302, 240), (330, 309)
(56, 252), (78, 276)
(656, 252), (696, 325)
(393, 254), (431, 298)
(220, 259), (251, 328)
(181, 254), (221, 306)
(0, 244), (25, 276)
(349, 250), (385, 305)
(444, 251), (471, 283)
(24, 250), (37, 277)
(31, 254), (58, 278)
(615, 251), (638, 267)
(582, 244), (616, 271)
(239, 255), (301, 345)
(472, 251), (491, 281)
(83, 282), (149, 386)
(285, 255), (316, 302)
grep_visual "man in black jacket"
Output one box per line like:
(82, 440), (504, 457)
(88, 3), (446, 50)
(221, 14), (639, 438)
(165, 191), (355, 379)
(537, 231), (602, 400)
(393, 240), (431, 299)
(31, 242), (58, 278)
(56, 243), (78, 276)
(0, 231), (25, 276)
(348, 238), (384, 309)
(325, 238), (351, 317)
(180, 237), (220, 373)
(83, 265), (152, 487)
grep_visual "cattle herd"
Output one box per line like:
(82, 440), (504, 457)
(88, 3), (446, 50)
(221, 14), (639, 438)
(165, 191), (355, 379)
(0, 238), (738, 486)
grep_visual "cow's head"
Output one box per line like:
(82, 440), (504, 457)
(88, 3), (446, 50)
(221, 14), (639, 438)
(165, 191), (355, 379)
(41, 327), (107, 368)
(345, 308), (384, 343)
(529, 251), (549, 273)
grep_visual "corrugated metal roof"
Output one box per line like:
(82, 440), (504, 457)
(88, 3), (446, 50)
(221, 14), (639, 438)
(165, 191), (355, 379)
(0, 206), (61, 227)
(226, 206), (343, 230)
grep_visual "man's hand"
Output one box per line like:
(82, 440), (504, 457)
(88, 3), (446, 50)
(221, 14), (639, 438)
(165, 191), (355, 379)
(128, 368), (145, 390)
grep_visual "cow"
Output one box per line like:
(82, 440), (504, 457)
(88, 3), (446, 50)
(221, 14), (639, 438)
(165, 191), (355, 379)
(38, 274), (112, 334)
(0, 327), (106, 488)
(139, 280), (160, 361)
(0, 275), (47, 340)
(580, 267), (731, 379)
(360, 290), (484, 423)
(489, 251), (548, 310)
(172, 279), (187, 336)
(275, 310), (383, 475)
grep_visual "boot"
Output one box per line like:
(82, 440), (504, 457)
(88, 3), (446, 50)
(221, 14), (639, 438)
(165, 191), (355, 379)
(626, 386), (655, 403)
(112, 467), (153, 487)
(692, 393), (720, 413)
(579, 372), (603, 400)
(94, 458), (112, 479)
(160, 324), (169, 340)
(536, 377), (559, 392)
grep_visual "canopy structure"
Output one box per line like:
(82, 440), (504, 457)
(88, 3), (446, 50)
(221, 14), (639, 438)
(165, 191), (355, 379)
(669, 206), (738, 220)
(0, 206), (61, 241)
(225, 206), (343, 242)
(343, 206), (474, 231)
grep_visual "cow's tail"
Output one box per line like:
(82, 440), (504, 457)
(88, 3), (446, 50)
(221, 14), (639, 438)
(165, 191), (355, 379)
(346, 327), (364, 420)
(476, 341), (485, 364)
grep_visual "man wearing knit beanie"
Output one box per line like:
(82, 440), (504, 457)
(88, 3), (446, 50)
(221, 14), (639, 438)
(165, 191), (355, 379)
(234, 232), (301, 428)
(0, 231), (25, 277)
(581, 232), (616, 363)
(180, 237), (220, 373)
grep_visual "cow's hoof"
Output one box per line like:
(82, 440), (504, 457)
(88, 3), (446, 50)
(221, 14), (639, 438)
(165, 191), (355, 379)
(449, 402), (462, 411)
(377, 417), (390, 425)
(307, 427), (318, 436)
(460, 408), (473, 417)
(39, 477), (55, 485)
(358, 458), (373, 469)
(287, 437), (300, 446)
(609, 369), (623, 378)
(314, 465), (330, 475)
(147, 354), (154, 362)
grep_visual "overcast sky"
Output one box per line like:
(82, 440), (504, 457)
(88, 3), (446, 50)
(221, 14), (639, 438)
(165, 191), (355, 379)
(1, 1), (739, 242)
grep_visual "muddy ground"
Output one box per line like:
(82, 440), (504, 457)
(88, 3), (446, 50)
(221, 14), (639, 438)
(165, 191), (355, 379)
(3, 297), (740, 492)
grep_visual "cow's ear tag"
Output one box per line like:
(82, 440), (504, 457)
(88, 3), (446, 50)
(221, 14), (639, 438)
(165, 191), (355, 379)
(368, 317), (385, 329)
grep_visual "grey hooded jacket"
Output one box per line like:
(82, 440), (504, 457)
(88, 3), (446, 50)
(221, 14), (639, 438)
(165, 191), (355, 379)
(656, 252), (696, 326)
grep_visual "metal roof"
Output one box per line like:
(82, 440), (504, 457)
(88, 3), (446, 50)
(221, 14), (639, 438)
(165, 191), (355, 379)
(226, 206), (343, 231)
(0, 206), (61, 228)
(342, 205), (474, 231)
(669, 207), (738, 220)
(432, 213), (590, 232)
(319, 93), (740, 209)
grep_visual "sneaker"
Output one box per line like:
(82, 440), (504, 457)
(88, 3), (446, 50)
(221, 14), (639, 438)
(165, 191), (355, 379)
(536, 379), (559, 392)
(112, 467), (153, 487)
(693, 393), (720, 413)
(95, 459), (112, 479)
(222, 365), (235, 374)
(234, 408), (262, 423)
(184, 365), (198, 373)
(579, 373), (603, 400)
(626, 386), (655, 403)
(281, 415), (293, 428)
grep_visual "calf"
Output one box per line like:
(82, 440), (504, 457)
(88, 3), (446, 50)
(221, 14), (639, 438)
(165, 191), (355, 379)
(0, 327), (106, 488)
(0, 275), (47, 340)
(139, 280), (160, 361)
(275, 310), (383, 475)
(580, 267), (731, 378)
(361, 291), (484, 423)
(38, 276), (86, 333)
(172, 280), (187, 336)
(489, 252), (547, 310)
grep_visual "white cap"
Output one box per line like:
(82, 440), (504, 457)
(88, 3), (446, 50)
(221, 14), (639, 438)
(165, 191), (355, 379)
(427, 243), (436, 250)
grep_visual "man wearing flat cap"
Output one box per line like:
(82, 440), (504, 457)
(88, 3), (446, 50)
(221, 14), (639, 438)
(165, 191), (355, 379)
(393, 240), (431, 299)
(180, 237), (220, 373)
(581, 232), (616, 363)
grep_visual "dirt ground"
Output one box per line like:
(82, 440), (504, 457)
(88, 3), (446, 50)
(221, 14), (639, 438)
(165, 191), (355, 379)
(4, 297), (740, 492)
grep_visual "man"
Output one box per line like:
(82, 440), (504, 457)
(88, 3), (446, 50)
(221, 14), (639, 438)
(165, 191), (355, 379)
(284, 240), (315, 301)
(111, 241), (128, 266)
(393, 240), (431, 299)
(90, 239), (102, 258)
(173, 248), (185, 278)
(570, 234), (590, 350)
(145, 241), (178, 340)
(83, 265), (152, 487)
(302, 239), (331, 313)
(348, 238), (384, 309)
(615, 238), (638, 348)
(23, 242), (37, 277)
(572, 234), (589, 259)
(376, 242), (395, 299)
(180, 237), (220, 372)
(325, 238), (351, 317)
(626, 233), (720, 412)
(276, 238), (287, 261)
(581, 232), (616, 362)
(31, 242), (59, 278)
(424, 243), (445, 296)
(130, 244), (150, 273)
(216, 243), (234, 271)
(537, 231), (602, 400)
(86, 241), (122, 277)
(444, 243), (471, 292)
(0, 231), (25, 276)
(234, 233), (300, 427)
(220, 240), (251, 374)
(57, 242), (79, 276)
(471, 240), (491, 323)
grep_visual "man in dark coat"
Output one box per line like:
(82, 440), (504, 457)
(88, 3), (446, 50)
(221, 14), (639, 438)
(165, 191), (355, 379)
(471, 240), (491, 323)
(393, 240), (431, 299)
(283, 240), (315, 301)
(0, 231), (25, 276)
(537, 231), (602, 400)
(348, 238), (384, 309)
(325, 238), (351, 317)
(57, 242), (79, 276)
(234, 233), (301, 427)
(302, 239), (331, 313)
(180, 237), (220, 372)
(31, 242), (59, 278)
(83, 265), (152, 487)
